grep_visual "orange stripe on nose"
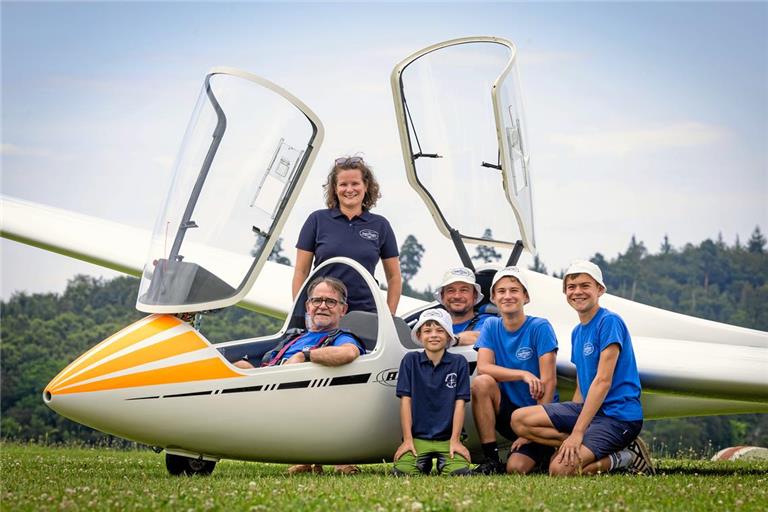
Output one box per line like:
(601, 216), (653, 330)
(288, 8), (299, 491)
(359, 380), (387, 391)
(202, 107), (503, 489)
(49, 331), (209, 392)
(48, 315), (182, 388)
(51, 357), (242, 395)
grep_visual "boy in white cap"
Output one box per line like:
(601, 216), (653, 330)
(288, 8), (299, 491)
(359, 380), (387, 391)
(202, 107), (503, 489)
(470, 266), (559, 475)
(511, 260), (654, 476)
(434, 267), (495, 346)
(393, 308), (472, 476)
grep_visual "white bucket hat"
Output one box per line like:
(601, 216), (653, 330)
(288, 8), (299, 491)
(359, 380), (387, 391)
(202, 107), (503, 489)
(563, 260), (607, 291)
(433, 267), (484, 306)
(491, 266), (530, 300)
(411, 308), (458, 346)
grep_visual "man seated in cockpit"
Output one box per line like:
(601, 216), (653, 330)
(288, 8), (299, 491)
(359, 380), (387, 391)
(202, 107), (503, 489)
(434, 267), (495, 346)
(235, 276), (365, 476)
(234, 276), (364, 369)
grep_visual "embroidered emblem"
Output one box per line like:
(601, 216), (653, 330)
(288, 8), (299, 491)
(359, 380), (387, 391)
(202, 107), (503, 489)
(583, 342), (596, 357)
(359, 229), (379, 241)
(445, 373), (457, 389)
(516, 347), (533, 360)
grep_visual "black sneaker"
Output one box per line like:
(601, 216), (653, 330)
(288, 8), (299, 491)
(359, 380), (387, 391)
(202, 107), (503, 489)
(470, 459), (505, 475)
(626, 437), (655, 475)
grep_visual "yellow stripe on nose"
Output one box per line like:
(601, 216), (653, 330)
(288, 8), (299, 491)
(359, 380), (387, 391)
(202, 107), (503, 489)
(49, 330), (208, 392)
(51, 358), (242, 395)
(48, 315), (181, 389)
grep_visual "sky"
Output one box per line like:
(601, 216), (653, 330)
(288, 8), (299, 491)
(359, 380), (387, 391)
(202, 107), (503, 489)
(2, 1), (767, 300)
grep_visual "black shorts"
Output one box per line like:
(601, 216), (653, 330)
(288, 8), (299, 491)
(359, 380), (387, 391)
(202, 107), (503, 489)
(496, 393), (555, 467)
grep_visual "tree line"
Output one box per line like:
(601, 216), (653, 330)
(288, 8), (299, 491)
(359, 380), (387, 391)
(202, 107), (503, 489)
(1, 227), (766, 454)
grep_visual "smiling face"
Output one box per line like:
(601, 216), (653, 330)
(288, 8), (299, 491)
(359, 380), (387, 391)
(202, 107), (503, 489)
(564, 273), (605, 321)
(334, 169), (366, 213)
(441, 282), (477, 318)
(306, 282), (347, 331)
(418, 321), (450, 354)
(492, 276), (528, 316)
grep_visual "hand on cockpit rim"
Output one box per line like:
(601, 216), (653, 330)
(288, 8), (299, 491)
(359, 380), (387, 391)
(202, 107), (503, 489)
(284, 352), (306, 365)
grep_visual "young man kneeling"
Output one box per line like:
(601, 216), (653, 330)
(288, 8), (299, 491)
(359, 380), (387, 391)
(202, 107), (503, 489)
(393, 309), (472, 476)
(512, 260), (654, 476)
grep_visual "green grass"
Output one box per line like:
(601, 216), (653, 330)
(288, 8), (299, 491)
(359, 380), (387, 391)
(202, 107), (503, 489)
(2, 443), (767, 511)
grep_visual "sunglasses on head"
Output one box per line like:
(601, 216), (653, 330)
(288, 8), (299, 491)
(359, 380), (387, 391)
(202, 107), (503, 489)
(335, 156), (364, 167)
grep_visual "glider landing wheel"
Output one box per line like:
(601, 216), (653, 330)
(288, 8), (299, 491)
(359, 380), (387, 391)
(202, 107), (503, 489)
(165, 453), (216, 476)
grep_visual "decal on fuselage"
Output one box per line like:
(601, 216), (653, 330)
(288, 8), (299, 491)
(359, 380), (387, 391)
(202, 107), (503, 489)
(125, 373), (372, 400)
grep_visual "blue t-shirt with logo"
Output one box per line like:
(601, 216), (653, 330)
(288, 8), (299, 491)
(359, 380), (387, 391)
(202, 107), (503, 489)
(474, 316), (559, 407)
(281, 330), (364, 360)
(296, 208), (399, 312)
(452, 313), (494, 334)
(396, 350), (471, 441)
(571, 307), (642, 421)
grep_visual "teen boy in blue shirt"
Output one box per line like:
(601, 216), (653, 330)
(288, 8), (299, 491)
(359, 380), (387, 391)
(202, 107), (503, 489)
(393, 308), (472, 476)
(511, 260), (654, 476)
(470, 266), (559, 475)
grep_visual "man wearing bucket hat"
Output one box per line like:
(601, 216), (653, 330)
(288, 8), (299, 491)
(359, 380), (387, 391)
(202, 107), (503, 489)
(393, 308), (472, 476)
(511, 260), (655, 476)
(433, 267), (495, 346)
(470, 266), (559, 475)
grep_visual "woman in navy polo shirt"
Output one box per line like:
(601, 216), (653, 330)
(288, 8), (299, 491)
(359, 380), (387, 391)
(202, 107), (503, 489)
(292, 156), (402, 314)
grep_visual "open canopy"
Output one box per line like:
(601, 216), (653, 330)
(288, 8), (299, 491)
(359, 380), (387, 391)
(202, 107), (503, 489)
(391, 37), (535, 257)
(137, 67), (324, 313)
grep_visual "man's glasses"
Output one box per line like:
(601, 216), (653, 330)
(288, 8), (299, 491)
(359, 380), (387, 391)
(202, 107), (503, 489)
(335, 156), (364, 167)
(307, 296), (344, 308)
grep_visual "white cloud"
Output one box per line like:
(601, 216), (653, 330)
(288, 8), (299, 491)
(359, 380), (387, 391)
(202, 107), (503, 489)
(0, 143), (50, 158)
(548, 122), (730, 157)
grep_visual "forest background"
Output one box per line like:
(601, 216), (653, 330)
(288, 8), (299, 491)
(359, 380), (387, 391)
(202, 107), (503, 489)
(2, 227), (766, 457)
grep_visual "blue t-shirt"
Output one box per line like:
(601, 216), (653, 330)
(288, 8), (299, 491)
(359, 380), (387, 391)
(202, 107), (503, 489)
(396, 350), (471, 441)
(281, 330), (364, 360)
(571, 307), (642, 421)
(474, 316), (559, 407)
(452, 313), (494, 334)
(296, 208), (399, 312)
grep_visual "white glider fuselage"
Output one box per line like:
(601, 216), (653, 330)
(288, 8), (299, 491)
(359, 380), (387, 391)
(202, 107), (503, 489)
(2, 40), (766, 465)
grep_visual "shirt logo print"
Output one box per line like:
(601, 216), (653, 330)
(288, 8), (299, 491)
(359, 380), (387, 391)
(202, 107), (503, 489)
(583, 342), (596, 357)
(445, 373), (457, 389)
(516, 347), (533, 361)
(359, 229), (379, 241)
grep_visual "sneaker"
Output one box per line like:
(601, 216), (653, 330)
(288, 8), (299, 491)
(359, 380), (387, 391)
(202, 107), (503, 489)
(470, 459), (505, 475)
(287, 464), (324, 475)
(626, 437), (655, 475)
(334, 464), (360, 475)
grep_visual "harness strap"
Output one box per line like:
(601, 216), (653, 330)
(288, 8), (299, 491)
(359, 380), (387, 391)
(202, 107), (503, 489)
(261, 329), (364, 367)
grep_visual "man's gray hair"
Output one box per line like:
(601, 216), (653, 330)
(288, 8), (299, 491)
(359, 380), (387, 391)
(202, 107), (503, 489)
(306, 276), (348, 304)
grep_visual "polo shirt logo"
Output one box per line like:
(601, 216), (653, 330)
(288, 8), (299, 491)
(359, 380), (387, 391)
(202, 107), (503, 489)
(359, 229), (379, 241)
(583, 342), (596, 357)
(516, 347), (533, 360)
(445, 373), (457, 389)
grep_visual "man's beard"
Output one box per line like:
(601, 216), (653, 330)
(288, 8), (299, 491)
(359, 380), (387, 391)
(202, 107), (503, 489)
(448, 303), (472, 317)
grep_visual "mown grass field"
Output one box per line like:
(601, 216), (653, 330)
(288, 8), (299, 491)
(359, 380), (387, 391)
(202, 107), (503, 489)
(2, 443), (766, 511)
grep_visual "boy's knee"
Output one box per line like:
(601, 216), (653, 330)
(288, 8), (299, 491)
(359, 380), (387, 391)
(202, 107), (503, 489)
(548, 461), (575, 477)
(506, 456), (534, 475)
(510, 406), (535, 436)
(471, 374), (496, 397)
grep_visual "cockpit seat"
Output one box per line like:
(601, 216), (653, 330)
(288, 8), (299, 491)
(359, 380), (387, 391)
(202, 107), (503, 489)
(339, 311), (378, 352)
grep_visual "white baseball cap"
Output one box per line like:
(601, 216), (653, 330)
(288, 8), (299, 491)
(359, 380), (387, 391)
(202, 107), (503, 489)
(433, 267), (484, 306)
(491, 266), (530, 300)
(563, 260), (607, 291)
(411, 308), (458, 346)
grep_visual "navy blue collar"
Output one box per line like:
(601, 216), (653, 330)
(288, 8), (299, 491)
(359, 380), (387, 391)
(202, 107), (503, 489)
(330, 207), (371, 222)
(418, 349), (448, 366)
